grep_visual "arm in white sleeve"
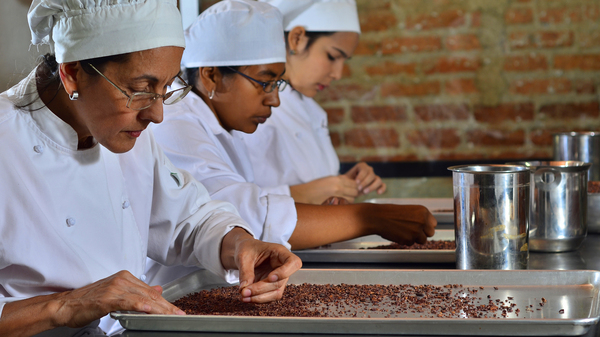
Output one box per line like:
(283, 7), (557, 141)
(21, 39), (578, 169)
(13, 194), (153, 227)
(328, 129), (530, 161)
(144, 132), (255, 282)
(153, 116), (297, 249)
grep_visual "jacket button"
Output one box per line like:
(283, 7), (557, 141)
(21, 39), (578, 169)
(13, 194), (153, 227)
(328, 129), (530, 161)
(122, 200), (130, 209)
(66, 218), (76, 227)
(33, 145), (44, 154)
(140, 274), (147, 282)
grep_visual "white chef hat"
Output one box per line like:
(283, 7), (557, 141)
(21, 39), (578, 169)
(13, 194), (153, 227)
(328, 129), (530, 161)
(181, 0), (286, 68)
(27, 0), (185, 63)
(261, 0), (361, 33)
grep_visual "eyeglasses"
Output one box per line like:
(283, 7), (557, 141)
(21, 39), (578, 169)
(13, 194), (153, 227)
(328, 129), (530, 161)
(226, 67), (287, 93)
(88, 63), (192, 110)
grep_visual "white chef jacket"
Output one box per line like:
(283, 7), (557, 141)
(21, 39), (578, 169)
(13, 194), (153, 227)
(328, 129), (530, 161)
(153, 91), (297, 249)
(241, 86), (340, 193)
(0, 69), (252, 337)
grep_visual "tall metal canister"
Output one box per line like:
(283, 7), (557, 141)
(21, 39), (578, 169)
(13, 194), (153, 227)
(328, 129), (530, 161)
(553, 132), (600, 181)
(509, 161), (590, 252)
(448, 165), (530, 270)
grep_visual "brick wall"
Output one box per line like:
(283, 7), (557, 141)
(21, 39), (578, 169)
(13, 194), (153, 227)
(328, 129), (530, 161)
(318, 0), (600, 163)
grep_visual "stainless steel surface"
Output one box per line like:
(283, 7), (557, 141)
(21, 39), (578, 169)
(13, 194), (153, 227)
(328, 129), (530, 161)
(553, 132), (600, 181)
(449, 165), (530, 270)
(113, 269), (600, 336)
(508, 161), (591, 252)
(292, 230), (455, 263)
(588, 194), (600, 233)
(364, 198), (454, 224)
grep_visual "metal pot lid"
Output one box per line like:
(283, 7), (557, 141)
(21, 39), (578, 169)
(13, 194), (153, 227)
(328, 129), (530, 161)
(447, 164), (530, 174)
(553, 131), (600, 137)
(507, 161), (592, 172)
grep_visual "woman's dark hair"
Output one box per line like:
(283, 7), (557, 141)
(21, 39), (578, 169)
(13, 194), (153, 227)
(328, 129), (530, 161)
(184, 66), (241, 89)
(21, 52), (131, 109)
(284, 31), (336, 52)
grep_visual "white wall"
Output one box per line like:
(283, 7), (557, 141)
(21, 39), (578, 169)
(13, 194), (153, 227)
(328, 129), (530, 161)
(0, 1), (200, 91)
(0, 0), (49, 91)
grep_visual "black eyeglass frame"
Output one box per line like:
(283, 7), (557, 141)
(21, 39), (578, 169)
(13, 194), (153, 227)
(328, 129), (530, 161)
(225, 67), (287, 93)
(87, 63), (192, 110)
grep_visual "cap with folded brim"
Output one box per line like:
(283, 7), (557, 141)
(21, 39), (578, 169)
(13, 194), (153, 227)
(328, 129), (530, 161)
(181, 0), (286, 68)
(261, 0), (361, 33)
(28, 0), (185, 63)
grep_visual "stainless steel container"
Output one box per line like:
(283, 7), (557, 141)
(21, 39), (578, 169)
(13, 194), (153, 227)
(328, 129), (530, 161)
(553, 132), (600, 181)
(448, 165), (530, 270)
(509, 161), (590, 252)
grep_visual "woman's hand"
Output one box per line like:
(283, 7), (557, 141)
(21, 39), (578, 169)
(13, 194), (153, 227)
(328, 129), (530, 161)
(220, 228), (302, 303)
(364, 204), (437, 245)
(321, 196), (351, 205)
(53, 271), (185, 328)
(343, 162), (386, 196)
(0, 271), (184, 336)
(290, 175), (358, 204)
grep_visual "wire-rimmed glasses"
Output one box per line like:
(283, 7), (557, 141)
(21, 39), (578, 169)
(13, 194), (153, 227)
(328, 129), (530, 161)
(226, 67), (287, 93)
(87, 63), (192, 110)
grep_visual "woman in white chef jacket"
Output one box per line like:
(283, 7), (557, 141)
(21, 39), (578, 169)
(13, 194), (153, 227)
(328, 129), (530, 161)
(241, 0), (387, 205)
(0, 1), (301, 336)
(153, 0), (436, 262)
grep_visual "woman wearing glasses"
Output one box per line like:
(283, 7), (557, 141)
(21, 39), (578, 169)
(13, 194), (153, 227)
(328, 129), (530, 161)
(241, 0), (386, 205)
(0, 0), (301, 336)
(152, 0), (436, 277)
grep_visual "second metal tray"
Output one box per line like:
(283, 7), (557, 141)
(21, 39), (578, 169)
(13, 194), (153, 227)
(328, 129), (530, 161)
(293, 229), (455, 263)
(113, 269), (600, 336)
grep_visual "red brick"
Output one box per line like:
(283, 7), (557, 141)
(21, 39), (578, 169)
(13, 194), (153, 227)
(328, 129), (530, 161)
(354, 40), (381, 56)
(555, 55), (600, 71)
(351, 106), (408, 123)
(381, 36), (442, 55)
(360, 154), (419, 162)
(330, 131), (341, 148)
(539, 102), (600, 119)
(575, 80), (596, 94)
(342, 64), (351, 78)
(357, 1), (391, 11)
(338, 155), (356, 163)
(434, 153), (487, 161)
(315, 84), (374, 102)
(505, 7), (533, 24)
(406, 9), (466, 30)
(381, 81), (441, 97)
(530, 128), (568, 146)
(407, 129), (461, 149)
(584, 5), (600, 22)
(471, 11), (481, 27)
(508, 32), (533, 49)
(445, 34), (481, 51)
(535, 31), (574, 48)
(360, 10), (397, 32)
(324, 108), (344, 125)
(364, 61), (417, 76)
(503, 54), (548, 71)
(445, 78), (478, 95)
(344, 128), (400, 148)
(414, 104), (470, 121)
(424, 56), (479, 74)
(539, 7), (582, 24)
(474, 103), (535, 123)
(510, 78), (571, 95)
(580, 32), (600, 49)
(467, 129), (526, 146)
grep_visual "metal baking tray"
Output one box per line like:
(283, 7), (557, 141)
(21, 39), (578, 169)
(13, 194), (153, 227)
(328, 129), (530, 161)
(364, 198), (454, 225)
(112, 269), (600, 335)
(293, 229), (455, 263)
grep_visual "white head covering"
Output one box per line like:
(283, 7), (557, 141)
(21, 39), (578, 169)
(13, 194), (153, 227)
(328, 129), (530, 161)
(28, 0), (185, 63)
(181, 0), (286, 68)
(262, 0), (361, 33)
